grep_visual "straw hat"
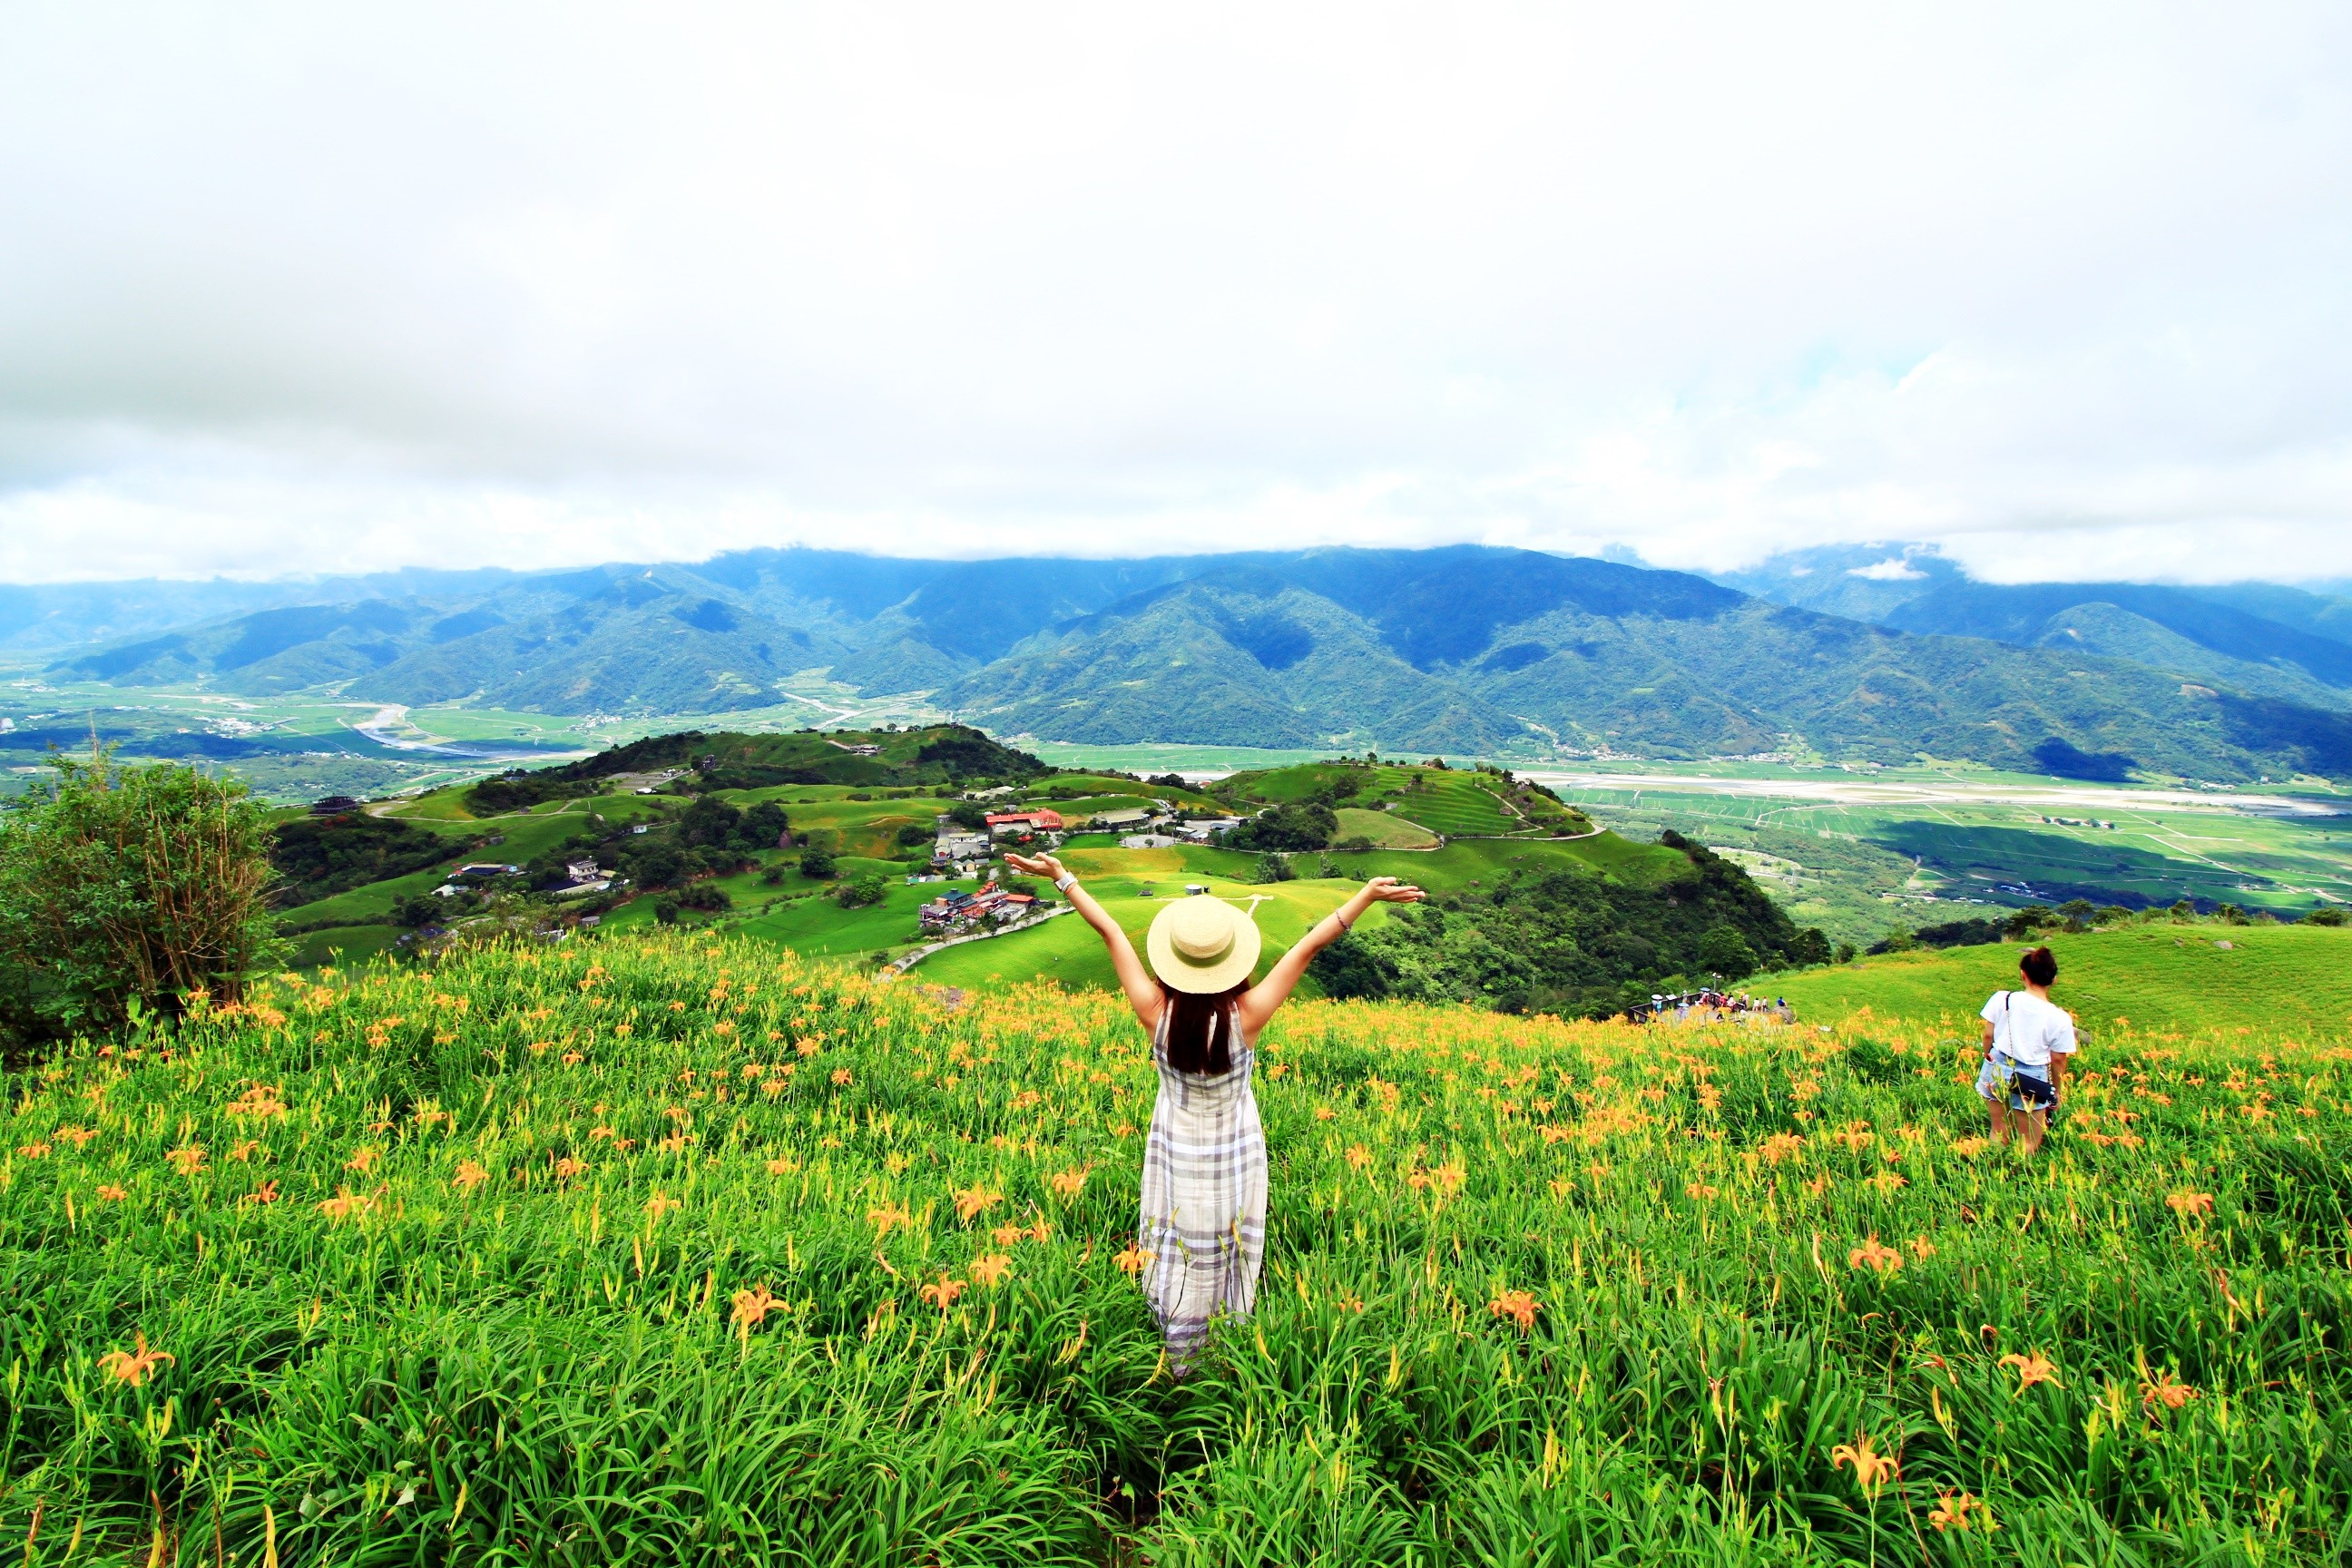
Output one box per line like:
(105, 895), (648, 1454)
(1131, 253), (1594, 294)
(1146, 894), (1262, 994)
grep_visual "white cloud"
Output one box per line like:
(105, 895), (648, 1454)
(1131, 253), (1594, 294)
(3, 2), (2349, 583)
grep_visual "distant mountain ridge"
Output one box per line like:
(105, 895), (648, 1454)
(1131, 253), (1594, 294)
(1715, 545), (2352, 710)
(22, 544), (2352, 782)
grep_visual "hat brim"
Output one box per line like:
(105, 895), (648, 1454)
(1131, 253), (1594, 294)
(1145, 897), (1262, 994)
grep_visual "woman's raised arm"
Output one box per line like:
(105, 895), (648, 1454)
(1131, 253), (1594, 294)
(1238, 876), (1423, 1036)
(1004, 852), (1162, 1028)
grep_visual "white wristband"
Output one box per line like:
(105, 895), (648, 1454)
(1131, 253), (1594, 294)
(1054, 873), (1077, 892)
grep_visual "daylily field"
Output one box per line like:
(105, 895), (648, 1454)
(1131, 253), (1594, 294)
(5, 934), (2349, 1564)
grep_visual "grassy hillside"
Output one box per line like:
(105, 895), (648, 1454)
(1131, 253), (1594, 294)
(1765, 921), (2352, 1038)
(7, 934), (2346, 1562)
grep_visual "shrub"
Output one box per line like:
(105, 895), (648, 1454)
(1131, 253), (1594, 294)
(676, 882), (733, 913)
(1228, 802), (1336, 853)
(1694, 924), (1758, 982)
(2306, 906), (2347, 926)
(838, 875), (887, 909)
(799, 848), (838, 880)
(0, 751), (279, 1039)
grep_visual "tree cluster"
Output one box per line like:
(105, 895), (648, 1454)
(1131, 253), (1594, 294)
(1310, 829), (1831, 1019)
(270, 812), (471, 906)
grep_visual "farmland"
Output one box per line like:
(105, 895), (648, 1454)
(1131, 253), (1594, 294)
(1534, 761), (2352, 946)
(6, 933), (2349, 1563)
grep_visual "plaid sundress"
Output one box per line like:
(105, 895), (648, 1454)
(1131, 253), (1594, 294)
(1137, 1003), (1267, 1367)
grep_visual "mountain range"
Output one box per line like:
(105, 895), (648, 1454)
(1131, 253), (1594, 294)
(17, 544), (2352, 782)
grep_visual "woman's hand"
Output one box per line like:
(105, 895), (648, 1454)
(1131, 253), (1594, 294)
(1362, 876), (1425, 904)
(1004, 851), (1065, 880)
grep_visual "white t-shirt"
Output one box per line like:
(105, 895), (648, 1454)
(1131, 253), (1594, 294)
(1982, 989), (2077, 1069)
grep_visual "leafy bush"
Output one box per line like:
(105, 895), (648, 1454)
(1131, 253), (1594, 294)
(799, 848), (838, 880)
(676, 881), (733, 913)
(1696, 924), (1759, 981)
(1227, 801), (1336, 853)
(838, 875), (888, 909)
(0, 751), (279, 1038)
(270, 812), (468, 906)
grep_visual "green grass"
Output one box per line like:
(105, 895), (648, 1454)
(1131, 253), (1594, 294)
(1333, 807), (1439, 848)
(1765, 921), (2352, 1037)
(280, 922), (402, 967)
(8, 934), (2348, 1562)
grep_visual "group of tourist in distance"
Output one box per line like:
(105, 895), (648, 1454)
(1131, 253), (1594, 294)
(1002, 859), (2081, 1361)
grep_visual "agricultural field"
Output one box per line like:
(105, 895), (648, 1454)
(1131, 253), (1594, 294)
(6, 934), (2347, 1563)
(1537, 764), (2352, 946)
(0, 675), (950, 805)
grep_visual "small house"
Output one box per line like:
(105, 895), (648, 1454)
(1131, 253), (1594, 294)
(985, 809), (1064, 838)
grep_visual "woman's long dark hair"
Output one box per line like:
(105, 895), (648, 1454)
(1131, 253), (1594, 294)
(1161, 981), (1250, 1074)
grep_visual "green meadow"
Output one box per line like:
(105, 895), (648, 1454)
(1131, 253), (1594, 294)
(1766, 921), (2352, 1039)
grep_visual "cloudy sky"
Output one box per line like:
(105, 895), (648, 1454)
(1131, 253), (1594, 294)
(5, 3), (2349, 585)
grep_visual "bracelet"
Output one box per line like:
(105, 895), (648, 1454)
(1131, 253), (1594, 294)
(1333, 909), (1354, 932)
(1054, 873), (1077, 892)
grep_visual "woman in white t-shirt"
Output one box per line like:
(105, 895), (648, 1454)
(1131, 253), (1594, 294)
(1975, 945), (2077, 1154)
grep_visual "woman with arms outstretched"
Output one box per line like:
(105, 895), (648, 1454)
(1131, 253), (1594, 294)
(1006, 850), (1423, 1367)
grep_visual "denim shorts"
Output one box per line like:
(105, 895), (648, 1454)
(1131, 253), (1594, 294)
(1975, 1050), (2054, 1112)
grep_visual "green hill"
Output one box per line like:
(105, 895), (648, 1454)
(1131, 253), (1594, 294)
(1765, 920), (2352, 1037)
(11, 933), (2347, 1560)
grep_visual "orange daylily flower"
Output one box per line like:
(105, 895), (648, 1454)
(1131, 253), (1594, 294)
(167, 1145), (207, 1176)
(318, 1188), (371, 1222)
(1489, 1289), (1537, 1331)
(452, 1161), (490, 1192)
(953, 1186), (1002, 1223)
(1048, 1168), (1088, 1197)
(1831, 1433), (1897, 1493)
(831, 1068), (854, 1086)
(730, 1285), (784, 1331)
(868, 1203), (913, 1237)
(97, 1332), (174, 1388)
(919, 1274), (966, 1309)
(248, 1180), (280, 1205)
(1928, 1491), (1992, 1533)
(95, 1184), (129, 1201)
(16, 1142), (49, 1160)
(2167, 1191), (2214, 1217)
(644, 1191), (682, 1220)
(2141, 1372), (2196, 1412)
(1113, 1244), (1151, 1275)
(1848, 1238), (1903, 1274)
(967, 1253), (1013, 1288)
(2001, 1351), (2063, 1392)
